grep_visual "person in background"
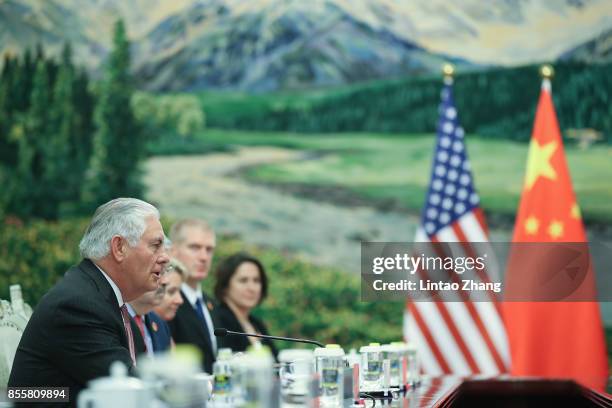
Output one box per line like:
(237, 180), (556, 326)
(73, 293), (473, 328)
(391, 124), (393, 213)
(167, 219), (218, 373)
(214, 252), (278, 359)
(154, 258), (186, 322)
(8, 198), (169, 404)
(128, 277), (173, 356)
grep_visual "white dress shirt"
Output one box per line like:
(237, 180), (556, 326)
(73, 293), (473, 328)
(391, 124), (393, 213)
(126, 304), (154, 358)
(94, 263), (124, 307)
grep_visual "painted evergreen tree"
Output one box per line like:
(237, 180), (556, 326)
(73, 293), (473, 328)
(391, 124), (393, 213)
(40, 43), (76, 217)
(14, 60), (52, 218)
(82, 19), (143, 207)
(13, 49), (34, 112)
(70, 68), (95, 204)
(0, 55), (17, 218)
(0, 55), (17, 166)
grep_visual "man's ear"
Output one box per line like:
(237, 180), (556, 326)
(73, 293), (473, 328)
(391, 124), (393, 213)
(110, 235), (127, 262)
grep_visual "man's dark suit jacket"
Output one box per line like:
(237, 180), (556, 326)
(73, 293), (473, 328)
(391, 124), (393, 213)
(216, 302), (278, 360)
(8, 259), (134, 407)
(168, 291), (217, 373)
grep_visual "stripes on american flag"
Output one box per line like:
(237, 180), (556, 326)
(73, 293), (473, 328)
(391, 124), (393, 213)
(403, 78), (510, 376)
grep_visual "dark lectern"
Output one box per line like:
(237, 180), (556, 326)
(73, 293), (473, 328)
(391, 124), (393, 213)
(435, 378), (611, 407)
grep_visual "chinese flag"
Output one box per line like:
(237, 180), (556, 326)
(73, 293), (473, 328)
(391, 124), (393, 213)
(503, 77), (609, 391)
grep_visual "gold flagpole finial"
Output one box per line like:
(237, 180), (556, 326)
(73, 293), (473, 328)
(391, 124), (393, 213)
(442, 63), (455, 78)
(540, 64), (554, 79)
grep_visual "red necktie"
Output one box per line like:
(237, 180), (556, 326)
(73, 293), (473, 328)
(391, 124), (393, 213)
(134, 315), (147, 352)
(120, 304), (137, 366)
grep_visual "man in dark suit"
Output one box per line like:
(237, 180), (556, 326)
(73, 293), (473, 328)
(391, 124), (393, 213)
(8, 198), (169, 406)
(167, 219), (218, 373)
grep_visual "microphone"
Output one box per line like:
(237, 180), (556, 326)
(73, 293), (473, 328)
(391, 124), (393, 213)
(214, 328), (325, 348)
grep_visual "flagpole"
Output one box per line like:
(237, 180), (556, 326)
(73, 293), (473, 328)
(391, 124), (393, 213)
(442, 63), (454, 85)
(539, 64), (553, 92)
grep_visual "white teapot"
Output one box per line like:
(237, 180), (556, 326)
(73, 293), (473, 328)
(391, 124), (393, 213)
(78, 361), (154, 408)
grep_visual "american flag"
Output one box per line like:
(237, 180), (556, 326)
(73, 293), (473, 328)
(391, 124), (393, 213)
(403, 77), (510, 375)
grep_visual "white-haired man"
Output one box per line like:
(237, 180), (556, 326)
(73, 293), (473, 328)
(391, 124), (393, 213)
(9, 198), (169, 405)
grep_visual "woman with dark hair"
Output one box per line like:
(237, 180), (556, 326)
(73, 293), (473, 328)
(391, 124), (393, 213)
(214, 252), (278, 358)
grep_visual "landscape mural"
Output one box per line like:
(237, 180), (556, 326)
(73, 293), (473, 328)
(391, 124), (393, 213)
(1, 0), (611, 354)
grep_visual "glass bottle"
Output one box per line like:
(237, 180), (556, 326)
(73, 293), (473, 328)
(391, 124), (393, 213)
(314, 344), (345, 407)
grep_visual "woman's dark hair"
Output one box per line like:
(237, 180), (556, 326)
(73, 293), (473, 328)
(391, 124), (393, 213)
(214, 252), (268, 304)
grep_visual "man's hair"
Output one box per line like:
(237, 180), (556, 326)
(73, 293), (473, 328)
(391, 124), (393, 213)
(168, 218), (214, 245)
(79, 198), (160, 260)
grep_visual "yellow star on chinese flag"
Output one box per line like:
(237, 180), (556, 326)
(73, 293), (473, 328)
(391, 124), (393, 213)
(547, 220), (564, 239)
(525, 140), (558, 190)
(524, 216), (539, 235)
(571, 203), (581, 220)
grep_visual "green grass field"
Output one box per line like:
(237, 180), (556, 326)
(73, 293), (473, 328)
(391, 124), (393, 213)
(195, 129), (612, 225)
(197, 79), (417, 123)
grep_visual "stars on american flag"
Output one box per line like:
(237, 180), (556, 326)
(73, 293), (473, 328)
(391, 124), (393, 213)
(422, 84), (480, 236)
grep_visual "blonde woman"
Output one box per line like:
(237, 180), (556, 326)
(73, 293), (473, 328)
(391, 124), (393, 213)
(155, 258), (186, 321)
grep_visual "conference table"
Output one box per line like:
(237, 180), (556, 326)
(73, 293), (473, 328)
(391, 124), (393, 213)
(328, 376), (612, 407)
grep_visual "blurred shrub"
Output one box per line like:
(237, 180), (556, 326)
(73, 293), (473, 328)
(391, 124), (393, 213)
(0, 218), (403, 350)
(0, 218), (88, 304)
(132, 92), (206, 140)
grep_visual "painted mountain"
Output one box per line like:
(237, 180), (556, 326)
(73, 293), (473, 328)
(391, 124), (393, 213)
(559, 27), (612, 63)
(1, 0), (611, 91)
